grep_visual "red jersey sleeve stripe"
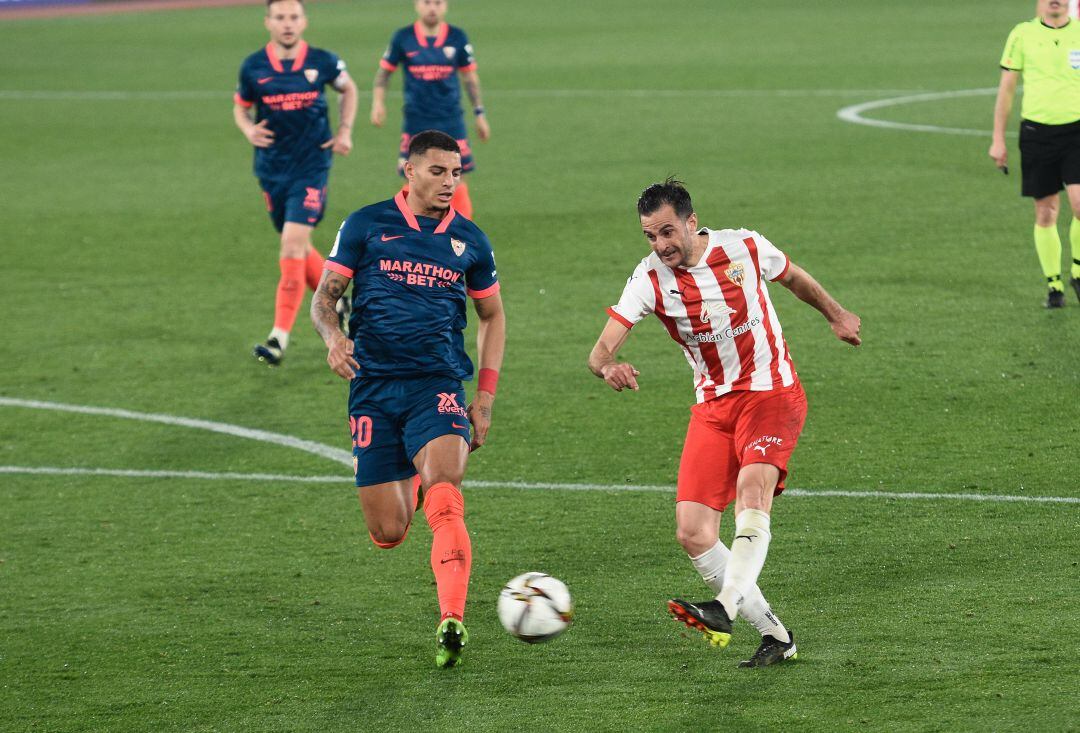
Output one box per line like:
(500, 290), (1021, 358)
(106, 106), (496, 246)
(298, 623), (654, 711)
(770, 255), (791, 282)
(233, 92), (253, 108)
(325, 261), (354, 278)
(467, 282), (500, 299)
(459, 63), (477, 73)
(605, 307), (634, 329)
(379, 59), (397, 72)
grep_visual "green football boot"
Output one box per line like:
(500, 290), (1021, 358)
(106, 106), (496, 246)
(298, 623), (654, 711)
(435, 617), (469, 669)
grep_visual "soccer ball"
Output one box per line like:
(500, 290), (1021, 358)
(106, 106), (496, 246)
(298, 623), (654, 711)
(497, 572), (574, 643)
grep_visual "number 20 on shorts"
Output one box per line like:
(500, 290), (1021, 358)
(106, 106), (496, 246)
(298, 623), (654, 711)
(350, 415), (373, 448)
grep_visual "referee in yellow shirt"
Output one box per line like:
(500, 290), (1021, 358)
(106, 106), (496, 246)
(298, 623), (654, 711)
(990, 0), (1080, 308)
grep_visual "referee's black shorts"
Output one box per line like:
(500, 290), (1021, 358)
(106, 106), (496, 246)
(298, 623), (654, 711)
(1019, 118), (1080, 198)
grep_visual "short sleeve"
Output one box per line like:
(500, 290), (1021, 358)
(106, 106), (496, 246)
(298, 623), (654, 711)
(457, 31), (477, 72)
(380, 32), (404, 71)
(234, 60), (255, 108)
(606, 260), (655, 329)
(465, 231), (499, 298)
(325, 212), (369, 278)
(749, 231), (790, 281)
(1000, 24), (1024, 71)
(324, 51), (346, 86)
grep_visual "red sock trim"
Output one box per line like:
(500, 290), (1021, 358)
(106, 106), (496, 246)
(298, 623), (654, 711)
(368, 522), (410, 549)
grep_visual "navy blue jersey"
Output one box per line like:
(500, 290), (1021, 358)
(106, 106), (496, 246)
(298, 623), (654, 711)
(326, 192), (499, 380)
(236, 42), (346, 181)
(380, 22), (476, 122)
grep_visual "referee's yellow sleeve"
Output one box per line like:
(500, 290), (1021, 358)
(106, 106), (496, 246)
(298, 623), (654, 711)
(1001, 24), (1024, 70)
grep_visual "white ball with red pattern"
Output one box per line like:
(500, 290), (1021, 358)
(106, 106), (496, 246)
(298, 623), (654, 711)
(497, 572), (574, 643)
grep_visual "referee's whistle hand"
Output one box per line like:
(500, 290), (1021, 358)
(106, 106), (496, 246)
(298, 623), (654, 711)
(988, 141), (1008, 169)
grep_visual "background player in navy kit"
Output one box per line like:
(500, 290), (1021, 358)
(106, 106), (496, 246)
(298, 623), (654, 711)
(370, 0), (489, 220)
(310, 131), (505, 669)
(234, 0), (358, 365)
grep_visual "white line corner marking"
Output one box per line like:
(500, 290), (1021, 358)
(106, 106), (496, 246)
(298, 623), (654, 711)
(1, 397), (1075, 505)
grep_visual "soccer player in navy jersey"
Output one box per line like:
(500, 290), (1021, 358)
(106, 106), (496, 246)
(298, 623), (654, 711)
(310, 130), (505, 669)
(234, 0), (358, 366)
(370, 0), (489, 219)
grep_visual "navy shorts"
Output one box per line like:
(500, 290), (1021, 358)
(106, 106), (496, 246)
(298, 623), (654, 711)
(348, 375), (472, 487)
(399, 115), (474, 174)
(258, 171), (329, 233)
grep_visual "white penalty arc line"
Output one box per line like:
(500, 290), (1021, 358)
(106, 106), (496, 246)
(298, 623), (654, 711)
(1, 466), (1078, 505)
(2, 397), (1076, 506)
(836, 87), (1010, 137)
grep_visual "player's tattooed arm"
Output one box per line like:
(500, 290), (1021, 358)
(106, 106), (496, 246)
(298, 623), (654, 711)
(589, 319), (640, 392)
(371, 68), (392, 127)
(311, 271), (360, 379)
(777, 264), (862, 346)
(461, 70), (490, 141)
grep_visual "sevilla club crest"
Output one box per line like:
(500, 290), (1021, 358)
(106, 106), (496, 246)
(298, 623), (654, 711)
(725, 262), (745, 287)
(451, 238), (466, 256)
(304, 68), (319, 84)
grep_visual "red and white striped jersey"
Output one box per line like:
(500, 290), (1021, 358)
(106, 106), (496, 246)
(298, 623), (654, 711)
(607, 227), (797, 403)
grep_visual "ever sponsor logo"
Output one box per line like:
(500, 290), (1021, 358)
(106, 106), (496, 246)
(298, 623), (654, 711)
(436, 392), (467, 418)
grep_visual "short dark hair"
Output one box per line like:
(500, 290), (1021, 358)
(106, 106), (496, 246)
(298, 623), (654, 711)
(408, 130), (460, 159)
(637, 177), (693, 220)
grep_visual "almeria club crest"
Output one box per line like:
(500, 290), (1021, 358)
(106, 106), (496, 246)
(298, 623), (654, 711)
(725, 262), (745, 287)
(450, 238), (466, 256)
(304, 68), (318, 84)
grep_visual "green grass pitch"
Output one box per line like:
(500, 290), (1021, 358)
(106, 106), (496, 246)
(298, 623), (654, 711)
(1, 0), (1078, 730)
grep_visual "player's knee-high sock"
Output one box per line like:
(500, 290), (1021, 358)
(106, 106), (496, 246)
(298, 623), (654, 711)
(304, 247), (324, 291)
(272, 257), (307, 344)
(451, 181), (473, 219)
(717, 509), (772, 621)
(424, 482), (471, 621)
(1069, 218), (1080, 279)
(690, 539), (789, 642)
(1034, 224), (1064, 292)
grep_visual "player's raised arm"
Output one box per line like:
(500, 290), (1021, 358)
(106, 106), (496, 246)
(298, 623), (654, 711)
(776, 263), (862, 346)
(588, 319), (640, 392)
(311, 270), (359, 379)
(468, 291), (505, 449)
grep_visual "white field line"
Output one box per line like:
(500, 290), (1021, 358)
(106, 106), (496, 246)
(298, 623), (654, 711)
(836, 87), (1010, 137)
(1, 467), (1077, 506)
(2, 398), (1076, 505)
(0, 88), (924, 102)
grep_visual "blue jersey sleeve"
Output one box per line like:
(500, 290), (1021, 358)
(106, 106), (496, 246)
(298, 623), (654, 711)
(466, 230), (499, 298)
(456, 29), (477, 71)
(380, 30), (405, 71)
(235, 58), (255, 108)
(326, 211), (370, 278)
(322, 50), (347, 88)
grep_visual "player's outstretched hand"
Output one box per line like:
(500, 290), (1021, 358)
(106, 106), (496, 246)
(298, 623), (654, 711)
(830, 310), (862, 346)
(370, 102), (386, 128)
(601, 363), (640, 392)
(322, 128), (353, 156)
(476, 114), (491, 142)
(326, 334), (359, 379)
(467, 391), (494, 450)
(988, 140), (1008, 170)
(246, 119), (275, 148)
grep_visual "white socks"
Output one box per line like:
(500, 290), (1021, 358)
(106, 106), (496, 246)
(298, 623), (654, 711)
(717, 508), (773, 625)
(689, 534), (788, 642)
(268, 327), (290, 349)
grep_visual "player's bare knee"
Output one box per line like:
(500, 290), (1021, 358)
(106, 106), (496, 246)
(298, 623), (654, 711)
(675, 524), (713, 556)
(1034, 199), (1059, 227)
(368, 520), (410, 548)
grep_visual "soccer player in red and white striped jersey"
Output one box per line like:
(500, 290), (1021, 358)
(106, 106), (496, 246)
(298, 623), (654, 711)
(589, 178), (861, 667)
